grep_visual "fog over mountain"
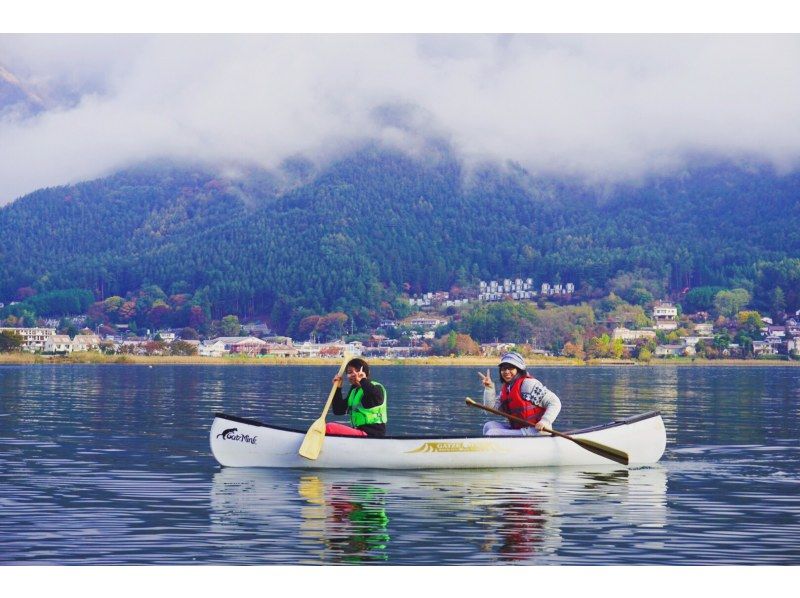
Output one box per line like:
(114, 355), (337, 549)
(1, 34), (800, 204)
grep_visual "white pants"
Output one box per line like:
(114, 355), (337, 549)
(483, 420), (539, 436)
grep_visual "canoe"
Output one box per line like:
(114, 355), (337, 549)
(210, 410), (666, 469)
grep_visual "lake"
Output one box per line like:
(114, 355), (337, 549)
(0, 364), (798, 565)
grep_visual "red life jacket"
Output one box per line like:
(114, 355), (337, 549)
(500, 375), (547, 429)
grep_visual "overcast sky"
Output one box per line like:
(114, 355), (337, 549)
(1, 33), (800, 204)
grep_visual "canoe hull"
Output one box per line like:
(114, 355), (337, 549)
(210, 411), (666, 469)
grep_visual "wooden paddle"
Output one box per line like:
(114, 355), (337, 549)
(298, 354), (351, 460)
(465, 397), (629, 465)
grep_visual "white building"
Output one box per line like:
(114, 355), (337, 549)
(694, 322), (714, 336)
(652, 302), (678, 331)
(72, 334), (101, 352)
(295, 341), (362, 358)
(0, 327), (55, 352)
(752, 341), (778, 356)
(612, 327), (657, 342)
(199, 336), (267, 357)
(655, 344), (694, 357)
(44, 335), (73, 354)
(408, 315), (448, 329)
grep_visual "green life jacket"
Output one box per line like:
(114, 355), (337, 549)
(346, 382), (388, 427)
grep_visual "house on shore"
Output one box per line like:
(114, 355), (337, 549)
(72, 334), (101, 352)
(612, 327), (657, 343)
(44, 335), (73, 354)
(652, 302), (678, 331)
(0, 327), (55, 352)
(199, 336), (267, 357)
(655, 344), (694, 357)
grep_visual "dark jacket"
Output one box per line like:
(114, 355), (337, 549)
(332, 378), (387, 437)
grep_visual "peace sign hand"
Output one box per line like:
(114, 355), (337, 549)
(478, 369), (493, 388)
(354, 366), (367, 383)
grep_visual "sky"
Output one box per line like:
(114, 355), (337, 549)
(2, 32), (800, 204)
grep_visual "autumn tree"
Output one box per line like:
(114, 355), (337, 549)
(562, 341), (585, 360)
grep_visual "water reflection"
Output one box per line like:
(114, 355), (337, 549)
(5, 364), (796, 564)
(299, 476), (390, 563)
(209, 465), (667, 564)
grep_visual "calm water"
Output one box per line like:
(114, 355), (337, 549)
(0, 364), (798, 565)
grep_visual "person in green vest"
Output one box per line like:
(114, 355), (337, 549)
(326, 358), (388, 437)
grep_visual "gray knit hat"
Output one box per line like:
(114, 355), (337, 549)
(498, 351), (526, 371)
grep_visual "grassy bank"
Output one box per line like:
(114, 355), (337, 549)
(0, 353), (798, 367)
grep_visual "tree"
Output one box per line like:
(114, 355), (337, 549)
(170, 340), (197, 356)
(736, 310), (763, 340)
(682, 286), (724, 314)
(147, 300), (172, 328)
(587, 334), (612, 358)
(768, 287), (786, 318)
(713, 331), (731, 350)
(435, 331), (480, 356)
(180, 327), (199, 340)
(0, 331), (23, 352)
(453, 333), (480, 356)
(220, 314), (241, 336)
(317, 312), (348, 340)
(143, 340), (166, 355)
(119, 301), (137, 322)
(735, 333), (754, 357)
(298, 315), (322, 340)
(562, 341), (585, 360)
(103, 296), (125, 320)
(610, 337), (625, 359)
(714, 288), (751, 317)
(15, 286), (36, 301)
(607, 303), (650, 328)
(188, 306), (206, 331)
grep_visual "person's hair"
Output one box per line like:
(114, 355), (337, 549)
(499, 364), (526, 375)
(345, 358), (369, 377)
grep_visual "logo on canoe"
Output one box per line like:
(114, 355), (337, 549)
(216, 427), (257, 445)
(407, 441), (502, 453)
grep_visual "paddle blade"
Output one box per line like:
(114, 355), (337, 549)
(567, 436), (629, 465)
(298, 418), (326, 460)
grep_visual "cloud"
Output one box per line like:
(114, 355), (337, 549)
(1, 34), (800, 203)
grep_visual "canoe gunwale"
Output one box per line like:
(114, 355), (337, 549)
(213, 410), (663, 440)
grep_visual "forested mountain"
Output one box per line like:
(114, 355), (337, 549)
(1, 144), (799, 333)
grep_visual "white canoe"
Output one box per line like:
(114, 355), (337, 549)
(210, 410), (666, 469)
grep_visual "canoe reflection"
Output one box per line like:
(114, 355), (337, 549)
(298, 475), (390, 563)
(210, 466), (666, 564)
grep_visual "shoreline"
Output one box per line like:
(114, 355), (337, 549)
(0, 353), (798, 367)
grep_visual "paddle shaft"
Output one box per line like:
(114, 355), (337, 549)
(465, 397), (629, 465)
(465, 397), (552, 431)
(318, 362), (346, 421)
(298, 354), (350, 459)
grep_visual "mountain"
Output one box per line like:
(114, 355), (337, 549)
(0, 64), (47, 118)
(1, 146), (799, 332)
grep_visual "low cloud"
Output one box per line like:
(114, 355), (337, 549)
(1, 34), (799, 203)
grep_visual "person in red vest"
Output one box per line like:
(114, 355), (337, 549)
(478, 352), (561, 436)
